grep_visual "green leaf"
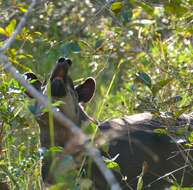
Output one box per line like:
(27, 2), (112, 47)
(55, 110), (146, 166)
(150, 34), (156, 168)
(95, 39), (105, 49)
(34, 31), (42, 36)
(151, 78), (173, 96)
(111, 2), (123, 14)
(136, 72), (152, 88)
(121, 8), (133, 23)
(18, 7), (28, 13)
(83, 123), (97, 135)
(137, 176), (143, 190)
(0, 160), (6, 165)
(136, 2), (154, 16)
(17, 3), (29, 13)
(5, 19), (17, 36)
(188, 132), (193, 144)
(0, 27), (7, 35)
(104, 154), (120, 172)
(49, 183), (66, 190)
(106, 161), (120, 172)
(137, 161), (149, 190)
(79, 40), (92, 49)
(154, 128), (168, 135)
(49, 146), (64, 153)
(175, 106), (190, 118)
(165, 1), (187, 16)
(52, 101), (65, 107)
(170, 185), (193, 190)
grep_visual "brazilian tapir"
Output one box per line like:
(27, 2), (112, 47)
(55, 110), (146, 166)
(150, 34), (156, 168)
(24, 57), (193, 190)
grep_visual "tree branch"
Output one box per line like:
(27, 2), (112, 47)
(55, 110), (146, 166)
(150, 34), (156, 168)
(0, 0), (36, 52)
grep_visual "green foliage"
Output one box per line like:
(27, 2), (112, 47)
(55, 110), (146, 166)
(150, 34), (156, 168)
(0, 19), (17, 37)
(111, 2), (124, 14)
(104, 154), (120, 172)
(0, 0), (193, 189)
(0, 76), (41, 189)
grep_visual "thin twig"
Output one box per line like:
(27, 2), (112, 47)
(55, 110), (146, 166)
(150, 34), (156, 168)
(0, 0), (36, 52)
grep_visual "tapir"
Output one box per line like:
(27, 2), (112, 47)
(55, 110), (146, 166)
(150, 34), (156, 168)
(24, 57), (193, 190)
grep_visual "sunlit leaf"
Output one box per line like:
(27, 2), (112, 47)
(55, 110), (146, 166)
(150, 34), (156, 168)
(83, 123), (97, 135)
(26, 54), (33, 59)
(0, 27), (7, 36)
(154, 128), (168, 135)
(137, 175), (143, 190)
(188, 132), (193, 144)
(111, 2), (123, 14)
(106, 161), (120, 172)
(49, 146), (64, 154)
(34, 31), (42, 36)
(5, 19), (17, 36)
(52, 101), (65, 107)
(170, 185), (193, 190)
(18, 54), (27, 59)
(18, 7), (28, 13)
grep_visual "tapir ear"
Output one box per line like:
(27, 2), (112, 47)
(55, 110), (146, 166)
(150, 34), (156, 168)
(23, 72), (42, 98)
(75, 77), (96, 103)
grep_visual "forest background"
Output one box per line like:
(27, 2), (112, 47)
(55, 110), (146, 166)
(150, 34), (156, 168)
(0, 0), (193, 189)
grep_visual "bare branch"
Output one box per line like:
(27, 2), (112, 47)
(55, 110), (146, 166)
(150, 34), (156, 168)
(0, 0), (36, 52)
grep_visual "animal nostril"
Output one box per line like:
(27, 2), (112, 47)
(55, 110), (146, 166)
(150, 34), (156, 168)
(58, 57), (66, 63)
(65, 58), (72, 66)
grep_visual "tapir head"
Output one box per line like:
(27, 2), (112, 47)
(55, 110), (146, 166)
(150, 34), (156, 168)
(24, 57), (95, 148)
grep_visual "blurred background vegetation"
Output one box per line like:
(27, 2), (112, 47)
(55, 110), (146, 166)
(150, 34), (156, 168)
(0, 0), (193, 189)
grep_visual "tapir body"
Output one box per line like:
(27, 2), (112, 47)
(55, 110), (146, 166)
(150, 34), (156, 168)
(94, 120), (193, 189)
(25, 57), (193, 190)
